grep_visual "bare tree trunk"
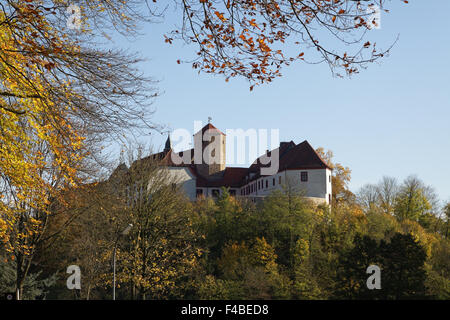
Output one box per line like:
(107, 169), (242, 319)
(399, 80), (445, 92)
(86, 284), (91, 300)
(16, 257), (21, 300)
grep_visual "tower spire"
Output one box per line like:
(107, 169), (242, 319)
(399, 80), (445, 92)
(164, 132), (172, 152)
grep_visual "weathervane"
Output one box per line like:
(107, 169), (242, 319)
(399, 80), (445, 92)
(208, 116), (212, 123)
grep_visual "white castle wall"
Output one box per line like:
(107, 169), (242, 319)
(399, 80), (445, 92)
(239, 168), (332, 205)
(166, 167), (197, 200)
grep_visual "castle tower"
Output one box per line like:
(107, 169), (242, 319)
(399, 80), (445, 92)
(163, 134), (172, 153)
(194, 123), (226, 177)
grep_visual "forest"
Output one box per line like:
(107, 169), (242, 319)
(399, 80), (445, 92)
(1, 149), (448, 300)
(1, 0), (447, 301)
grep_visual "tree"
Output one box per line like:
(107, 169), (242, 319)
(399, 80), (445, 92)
(425, 238), (450, 299)
(365, 210), (400, 241)
(376, 176), (399, 216)
(112, 148), (202, 300)
(35, 181), (126, 300)
(394, 176), (433, 222)
(335, 234), (380, 299)
(169, 0), (407, 86)
(381, 233), (427, 299)
(335, 233), (427, 299)
(444, 203), (450, 239)
(217, 238), (291, 299)
(207, 188), (255, 259)
(357, 184), (380, 213)
(0, 0), (157, 299)
(259, 187), (317, 268)
(316, 148), (354, 205)
(0, 257), (57, 300)
(0, 141), (79, 300)
(292, 239), (322, 299)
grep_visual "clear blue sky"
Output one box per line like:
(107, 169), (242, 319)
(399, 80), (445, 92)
(110, 1), (450, 202)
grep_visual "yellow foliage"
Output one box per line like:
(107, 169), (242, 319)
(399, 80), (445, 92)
(0, 4), (86, 255)
(400, 219), (438, 258)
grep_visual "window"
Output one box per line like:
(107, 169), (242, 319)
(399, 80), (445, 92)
(279, 176), (282, 184)
(329, 175), (331, 183)
(273, 178), (275, 186)
(230, 189), (236, 196)
(301, 171), (308, 182)
(212, 189), (220, 197)
(196, 189), (203, 198)
(266, 180), (268, 188)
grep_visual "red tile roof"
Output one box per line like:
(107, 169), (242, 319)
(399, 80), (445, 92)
(250, 140), (329, 172)
(196, 123), (226, 136)
(119, 135), (330, 189)
(195, 167), (248, 188)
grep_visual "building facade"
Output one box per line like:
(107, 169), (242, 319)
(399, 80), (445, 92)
(114, 123), (332, 205)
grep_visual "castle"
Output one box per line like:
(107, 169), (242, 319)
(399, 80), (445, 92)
(129, 122), (332, 205)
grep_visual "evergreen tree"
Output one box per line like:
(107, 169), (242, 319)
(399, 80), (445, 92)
(0, 259), (57, 300)
(335, 233), (427, 299)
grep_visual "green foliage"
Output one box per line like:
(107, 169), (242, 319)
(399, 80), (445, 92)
(195, 275), (244, 300)
(216, 238), (291, 299)
(394, 176), (432, 222)
(335, 233), (427, 299)
(292, 239), (322, 299)
(188, 181), (449, 300)
(26, 157), (450, 300)
(0, 258), (57, 300)
(425, 239), (450, 299)
(365, 211), (400, 240)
